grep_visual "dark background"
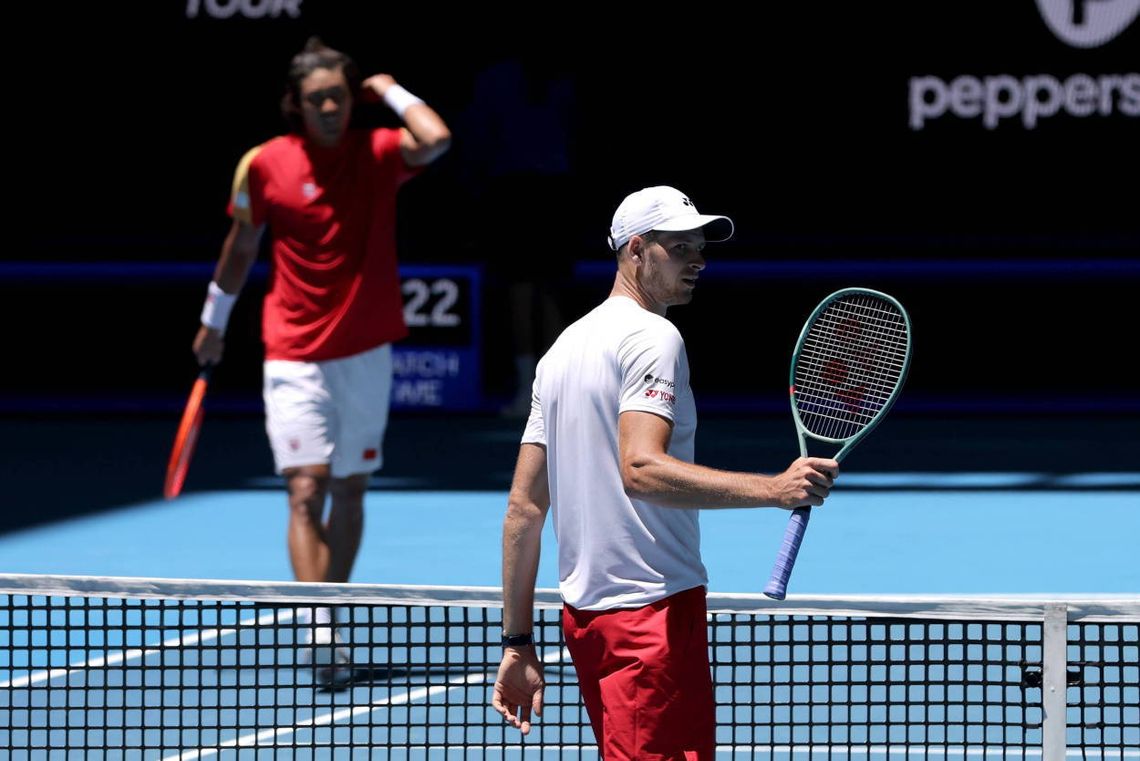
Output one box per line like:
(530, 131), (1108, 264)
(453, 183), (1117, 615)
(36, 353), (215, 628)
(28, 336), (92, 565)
(2, 2), (1137, 529)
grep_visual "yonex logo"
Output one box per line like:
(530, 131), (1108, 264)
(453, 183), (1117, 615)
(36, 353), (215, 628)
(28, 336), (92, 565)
(1035, 0), (1140, 48)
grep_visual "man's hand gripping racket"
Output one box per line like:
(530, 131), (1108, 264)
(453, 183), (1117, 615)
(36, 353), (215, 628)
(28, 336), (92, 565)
(764, 288), (912, 600)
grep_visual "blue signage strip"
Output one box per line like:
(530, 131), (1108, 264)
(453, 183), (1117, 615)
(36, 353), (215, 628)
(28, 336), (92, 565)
(391, 264), (483, 411)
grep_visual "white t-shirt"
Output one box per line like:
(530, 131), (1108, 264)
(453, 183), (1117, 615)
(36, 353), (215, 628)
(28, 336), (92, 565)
(522, 296), (708, 610)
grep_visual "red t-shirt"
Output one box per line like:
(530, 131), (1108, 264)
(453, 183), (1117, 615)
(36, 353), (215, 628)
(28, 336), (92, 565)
(229, 129), (419, 361)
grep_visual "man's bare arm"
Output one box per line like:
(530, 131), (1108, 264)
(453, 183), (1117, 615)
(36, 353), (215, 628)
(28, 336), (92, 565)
(619, 411), (838, 509)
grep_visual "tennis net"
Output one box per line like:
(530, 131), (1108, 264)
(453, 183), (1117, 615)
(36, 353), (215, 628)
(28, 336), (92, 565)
(1, 574), (1136, 759)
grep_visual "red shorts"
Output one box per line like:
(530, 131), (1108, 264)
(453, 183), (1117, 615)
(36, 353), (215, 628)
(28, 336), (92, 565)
(562, 586), (715, 760)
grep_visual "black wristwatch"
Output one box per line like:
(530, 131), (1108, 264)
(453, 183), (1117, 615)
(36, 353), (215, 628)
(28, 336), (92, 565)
(501, 632), (534, 647)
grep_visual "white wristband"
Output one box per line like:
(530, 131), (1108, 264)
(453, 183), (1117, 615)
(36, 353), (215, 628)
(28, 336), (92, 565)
(382, 84), (425, 119)
(200, 281), (237, 332)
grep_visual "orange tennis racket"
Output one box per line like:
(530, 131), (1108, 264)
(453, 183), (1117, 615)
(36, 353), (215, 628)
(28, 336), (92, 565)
(164, 366), (213, 500)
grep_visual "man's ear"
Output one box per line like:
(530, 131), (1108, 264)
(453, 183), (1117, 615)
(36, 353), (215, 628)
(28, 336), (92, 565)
(628, 235), (645, 261)
(280, 90), (299, 117)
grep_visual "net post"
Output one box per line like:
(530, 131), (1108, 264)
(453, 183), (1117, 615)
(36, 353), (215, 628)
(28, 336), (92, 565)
(1042, 602), (1068, 761)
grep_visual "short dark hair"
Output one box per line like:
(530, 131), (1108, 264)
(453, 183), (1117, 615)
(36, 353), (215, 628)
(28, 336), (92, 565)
(280, 36), (362, 132)
(617, 230), (658, 260)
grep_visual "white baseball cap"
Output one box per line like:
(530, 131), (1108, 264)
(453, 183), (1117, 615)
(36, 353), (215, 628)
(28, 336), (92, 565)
(607, 186), (734, 252)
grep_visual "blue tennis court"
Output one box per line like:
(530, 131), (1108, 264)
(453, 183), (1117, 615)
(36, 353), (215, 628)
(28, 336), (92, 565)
(3, 412), (1139, 592)
(0, 485), (1138, 593)
(1, 416), (1137, 758)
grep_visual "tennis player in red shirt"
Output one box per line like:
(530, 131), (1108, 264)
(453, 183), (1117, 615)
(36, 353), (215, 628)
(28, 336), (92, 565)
(192, 37), (450, 681)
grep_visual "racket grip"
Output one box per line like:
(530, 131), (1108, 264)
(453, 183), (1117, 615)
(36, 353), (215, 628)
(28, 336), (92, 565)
(763, 507), (812, 600)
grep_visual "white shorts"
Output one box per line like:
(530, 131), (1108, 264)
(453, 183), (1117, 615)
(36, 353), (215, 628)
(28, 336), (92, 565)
(263, 343), (393, 478)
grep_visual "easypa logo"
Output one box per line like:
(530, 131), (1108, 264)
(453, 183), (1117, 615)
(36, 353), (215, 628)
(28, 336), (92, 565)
(186, 0), (302, 18)
(1035, 0), (1140, 48)
(643, 374), (676, 389)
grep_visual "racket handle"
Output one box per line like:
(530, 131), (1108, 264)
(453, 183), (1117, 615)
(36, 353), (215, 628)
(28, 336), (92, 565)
(763, 507), (811, 600)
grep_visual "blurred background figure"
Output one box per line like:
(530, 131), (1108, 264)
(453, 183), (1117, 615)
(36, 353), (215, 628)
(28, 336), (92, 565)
(459, 52), (579, 416)
(190, 37), (451, 681)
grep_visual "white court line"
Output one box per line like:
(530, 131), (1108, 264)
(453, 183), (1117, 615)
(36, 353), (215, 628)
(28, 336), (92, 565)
(0, 608), (293, 689)
(708, 750), (1136, 760)
(162, 743), (1140, 760)
(165, 646), (575, 761)
(699, 749), (1136, 759)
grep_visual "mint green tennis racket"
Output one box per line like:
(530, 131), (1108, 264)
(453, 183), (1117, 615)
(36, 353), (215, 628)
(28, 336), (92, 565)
(764, 287), (912, 600)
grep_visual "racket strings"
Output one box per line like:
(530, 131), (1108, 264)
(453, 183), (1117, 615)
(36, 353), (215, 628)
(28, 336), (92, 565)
(794, 295), (909, 439)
